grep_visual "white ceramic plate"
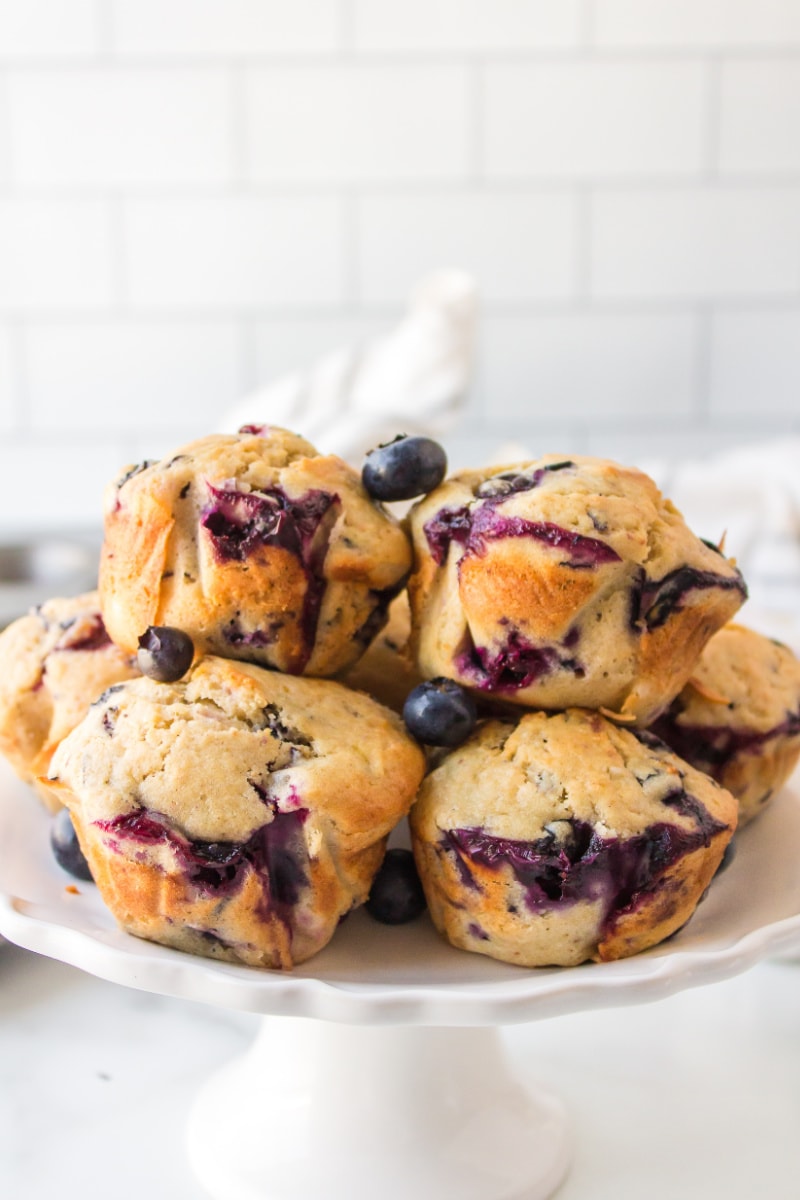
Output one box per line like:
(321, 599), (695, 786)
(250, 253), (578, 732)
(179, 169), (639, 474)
(1, 757), (799, 1026)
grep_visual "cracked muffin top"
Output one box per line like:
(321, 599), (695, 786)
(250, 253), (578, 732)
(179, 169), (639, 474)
(47, 655), (425, 852)
(99, 426), (412, 678)
(408, 455), (746, 724)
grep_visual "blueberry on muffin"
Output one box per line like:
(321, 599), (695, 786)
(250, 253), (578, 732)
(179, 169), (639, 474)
(410, 708), (737, 967)
(0, 592), (138, 810)
(407, 456), (746, 724)
(99, 426), (412, 678)
(45, 656), (426, 970)
(651, 623), (800, 825)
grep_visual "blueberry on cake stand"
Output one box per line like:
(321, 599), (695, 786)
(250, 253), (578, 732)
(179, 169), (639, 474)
(2, 759), (800, 1200)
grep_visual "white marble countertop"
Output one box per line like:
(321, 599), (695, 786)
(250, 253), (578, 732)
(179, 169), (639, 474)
(2, 941), (799, 1199)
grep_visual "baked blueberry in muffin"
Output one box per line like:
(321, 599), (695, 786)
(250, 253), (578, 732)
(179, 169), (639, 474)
(45, 656), (426, 969)
(408, 456), (746, 724)
(651, 624), (800, 825)
(410, 708), (737, 967)
(99, 426), (412, 678)
(0, 592), (138, 810)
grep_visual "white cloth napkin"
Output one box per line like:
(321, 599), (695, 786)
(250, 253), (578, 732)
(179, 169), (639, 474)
(219, 270), (477, 465)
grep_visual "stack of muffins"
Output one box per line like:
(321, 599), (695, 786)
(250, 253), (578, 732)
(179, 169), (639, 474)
(404, 454), (771, 967)
(0, 427), (427, 969)
(1, 429), (799, 972)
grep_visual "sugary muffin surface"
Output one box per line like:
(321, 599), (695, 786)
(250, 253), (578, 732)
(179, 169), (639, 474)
(652, 623), (800, 825)
(46, 656), (425, 969)
(410, 708), (737, 967)
(408, 455), (746, 724)
(99, 426), (412, 677)
(0, 592), (138, 809)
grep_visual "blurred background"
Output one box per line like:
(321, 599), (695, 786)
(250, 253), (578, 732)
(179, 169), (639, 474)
(0, 0), (799, 537)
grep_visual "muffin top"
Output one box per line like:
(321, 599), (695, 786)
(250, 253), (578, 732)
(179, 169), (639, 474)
(99, 426), (412, 674)
(48, 655), (426, 855)
(412, 455), (743, 625)
(412, 708), (736, 847)
(407, 455), (746, 721)
(102, 426), (410, 592)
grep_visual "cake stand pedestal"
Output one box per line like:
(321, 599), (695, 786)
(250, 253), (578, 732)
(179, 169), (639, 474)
(2, 759), (800, 1200)
(187, 1018), (569, 1200)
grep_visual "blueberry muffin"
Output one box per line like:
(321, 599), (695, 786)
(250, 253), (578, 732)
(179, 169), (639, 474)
(0, 592), (138, 811)
(45, 656), (426, 970)
(651, 624), (800, 826)
(408, 456), (746, 725)
(410, 708), (737, 967)
(99, 426), (412, 677)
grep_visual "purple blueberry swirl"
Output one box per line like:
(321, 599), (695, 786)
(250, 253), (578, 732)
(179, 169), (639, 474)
(94, 801), (310, 932)
(423, 493), (620, 571)
(651, 707), (800, 778)
(630, 565), (747, 632)
(454, 626), (584, 692)
(202, 482), (341, 671)
(441, 793), (727, 940)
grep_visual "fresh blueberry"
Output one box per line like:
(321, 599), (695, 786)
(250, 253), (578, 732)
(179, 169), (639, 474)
(50, 808), (93, 882)
(137, 625), (194, 683)
(365, 849), (427, 925)
(362, 435), (447, 502)
(403, 677), (477, 747)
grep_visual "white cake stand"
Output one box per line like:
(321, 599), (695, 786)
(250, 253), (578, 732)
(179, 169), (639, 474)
(2, 759), (800, 1200)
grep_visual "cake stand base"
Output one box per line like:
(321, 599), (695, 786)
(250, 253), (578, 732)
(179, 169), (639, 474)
(186, 1016), (571, 1200)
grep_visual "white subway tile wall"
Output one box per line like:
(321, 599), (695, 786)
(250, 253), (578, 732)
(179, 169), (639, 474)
(483, 61), (708, 179)
(25, 321), (245, 433)
(244, 65), (472, 183)
(0, 327), (14, 431)
(590, 188), (800, 299)
(111, 0), (343, 56)
(352, 0), (583, 52)
(355, 191), (578, 303)
(0, 0), (98, 59)
(481, 312), (698, 423)
(0, 0), (798, 532)
(123, 194), (347, 309)
(709, 309), (800, 417)
(8, 68), (234, 186)
(719, 60), (800, 175)
(0, 199), (115, 310)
